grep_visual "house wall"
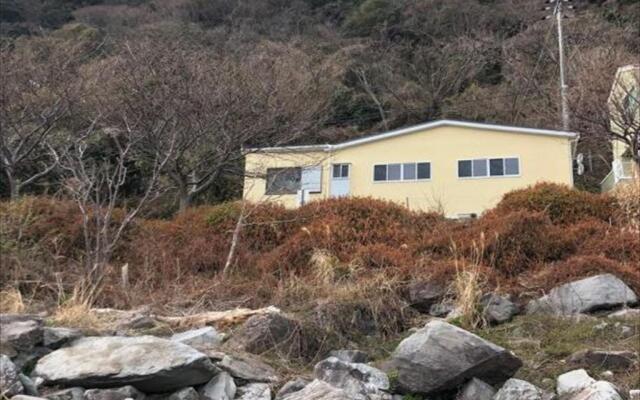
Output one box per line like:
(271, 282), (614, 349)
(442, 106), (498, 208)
(608, 66), (640, 160)
(243, 125), (574, 217)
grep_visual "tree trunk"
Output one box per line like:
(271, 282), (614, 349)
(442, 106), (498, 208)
(5, 170), (19, 200)
(178, 191), (193, 213)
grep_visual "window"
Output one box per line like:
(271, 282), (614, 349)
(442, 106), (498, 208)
(458, 157), (519, 178)
(266, 167), (301, 195)
(374, 162), (431, 182)
(333, 164), (349, 179)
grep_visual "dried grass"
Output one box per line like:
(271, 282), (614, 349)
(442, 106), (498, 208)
(450, 238), (488, 329)
(0, 287), (26, 314)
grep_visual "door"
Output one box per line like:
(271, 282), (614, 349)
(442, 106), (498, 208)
(330, 163), (350, 197)
(297, 166), (322, 206)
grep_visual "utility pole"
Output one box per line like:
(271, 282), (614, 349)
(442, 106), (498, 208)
(544, 0), (573, 131)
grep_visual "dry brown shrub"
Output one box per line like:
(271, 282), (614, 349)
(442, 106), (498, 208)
(494, 182), (616, 224)
(0, 287), (26, 313)
(612, 177), (640, 231)
(528, 255), (640, 295)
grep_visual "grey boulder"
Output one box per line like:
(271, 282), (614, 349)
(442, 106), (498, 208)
(527, 274), (638, 315)
(279, 379), (351, 400)
(43, 327), (82, 350)
(218, 353), (279, 383)
(199, 372), (236, 400)
(236, 383), (271, 400)
(227, 313), (299, 354)
(456, 378), (495, 400)
(386, 320), (522, 395)
(33, 336), (217, 393)
(493, 379), (554, 400)
(557, 369), (595, 397)
(170, 327), (224, 350)
(571, 381), (623, 400)
(1, 354), (23, 396)
(0, 319), (43, 351)
(275, 378), (308, 399)
(45, 388), (85, 400)
(314, 357), (390, 400)
(166, 388), (198, 400)
(481, 294), (519, 324)
(83, 386), (145, 400)
(329, 349), (369, 364)
(407, 281), (446, 313)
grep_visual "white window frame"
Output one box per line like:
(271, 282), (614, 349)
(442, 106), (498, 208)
(332, 163), (350, 180)
(457, 156), (521, 179)
(372, 161), (432, 183)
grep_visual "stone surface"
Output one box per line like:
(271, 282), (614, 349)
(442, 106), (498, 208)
(527, 274), (638, 315)
(170, 327), (224, 350)
(456, 378), (495, 400)
(275, 379), (308, 400)
(0, 319), (43, 351)
(236, 383), (271, 400)
(199, 372), (236, 400)
(19, 374), (39, 396)
(166, 387), (198, 400)
(13, 347), (51, 372)
(314, 356), (389, 400)
(227, 313), (299, 354)
(329, 349), (369, 364)
(83, 386), (145, 400)
(0, 354), (23, 397)
(557, 369), (596, 397)
(607, 308), (640, 321)
(43, 327), (82, 350)
(279, 379), (351, 400)
(218, 353), (279, 383)
(493, 379), (554, 400)
(10, 396), (48, 400)
(429, 301), (456, 317)
(572, 381), (622, 400)
(407, 281), (445, 313)
(44, 388), (85, 400)
(567, 350), (637, 370)
(481, 294), (519, 324)
(387, 320), (522, 395)
(33, 336), (218, 393)
(629, 389), (640, 400)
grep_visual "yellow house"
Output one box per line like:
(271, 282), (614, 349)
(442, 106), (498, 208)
(243, 120), (577, 217)
(601, 65), (640, 192)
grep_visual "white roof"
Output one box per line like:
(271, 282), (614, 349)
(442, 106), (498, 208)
(250, 119), (578, 153)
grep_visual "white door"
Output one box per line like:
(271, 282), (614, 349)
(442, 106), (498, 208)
(330, 163), (350, 197)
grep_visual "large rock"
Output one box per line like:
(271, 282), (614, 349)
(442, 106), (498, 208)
(386, 320), (522, 395)
(170, 327), (224, 350)
(557, 369), (596, 397)
(44, 388), (85, 400)
(1, 354), (24, 396)
(0, 319), (43, 351)
(481, 294), (519, 324)
(456, 378), (495, 400)
(275, 379), (308, 400)
(218, 353), (279, 383)
(329, 350), (369, 364)
(199, 372), (236, 400)
(236, 383), (271, 400)
(406, 281), (446, 313)
(571, 381), (623, 400)
(567, 350), (637, 370)
(279, 380), (351, 400)
(227, 313), (299, 354)
(32, 336), (218, 393)
(43, 328), (82, 350)
(493, 379), (554, 400)
(607, 308), (640, 321)
(527, 274), (638, 315)
(314, 357), (390, 400)
(83, 386), (145, 400)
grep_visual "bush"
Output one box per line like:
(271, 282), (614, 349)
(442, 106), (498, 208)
(494, 183), (616, 224)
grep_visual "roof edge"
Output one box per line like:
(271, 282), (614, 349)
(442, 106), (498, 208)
(248, 119), (577, 153)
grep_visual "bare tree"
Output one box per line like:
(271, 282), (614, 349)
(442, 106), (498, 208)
(103, 39), (337, 211)
(0, 37), (89, 199)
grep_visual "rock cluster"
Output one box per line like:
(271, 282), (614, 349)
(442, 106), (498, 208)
(1, 274), (638, 400)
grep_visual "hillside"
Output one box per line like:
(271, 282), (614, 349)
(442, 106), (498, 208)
(1, 0), (639, 201)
